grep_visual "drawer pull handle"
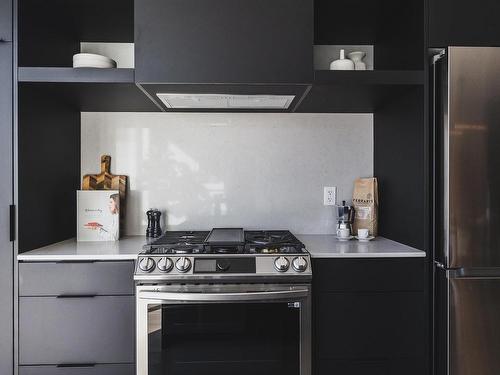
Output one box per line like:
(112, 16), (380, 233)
(55, 260), (96, 264)
(56, 294), (97, 298)
(56, 363), (96, 368)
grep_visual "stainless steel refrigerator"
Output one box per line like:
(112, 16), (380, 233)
(432, 47), (500, 375)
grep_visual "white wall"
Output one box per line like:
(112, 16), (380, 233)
(81, 113), (373, 235)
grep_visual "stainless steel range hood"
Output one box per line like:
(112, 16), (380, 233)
(156, 93), (296, 110)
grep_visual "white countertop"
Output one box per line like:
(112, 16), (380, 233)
(17, 236), (145, 261)
(17, 234), (425, 261)
(297, 235), (425, 258)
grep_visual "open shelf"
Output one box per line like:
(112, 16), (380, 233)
(18, 67), (135, 83)
(296, 70), (424, 113)
(19, 0), (133, 67)
(314, 0), (424, 71)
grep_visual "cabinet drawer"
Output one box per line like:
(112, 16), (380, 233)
(312, 258), (425, 292)
(19, 364), (134, 375)
(0, 0), (12, 41)
(19, 296), (135, 365)
(19, 261), (134, 296)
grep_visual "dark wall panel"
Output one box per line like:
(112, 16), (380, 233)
(135, 0), (313, 84)
(18, 85), (80, 252)
(315, 0), (424, 70)
(18, 0), (133, 66)
(429, 0), (500, 48)
(374, 87), (425, 250)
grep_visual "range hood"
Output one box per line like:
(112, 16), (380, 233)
(136, 84), (309, 112)
(156, 93), (296, 110)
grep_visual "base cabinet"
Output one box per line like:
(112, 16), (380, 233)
(18, 261), (135, 369)
(19, 364), (135, 375)
(312, 258), (427, 375)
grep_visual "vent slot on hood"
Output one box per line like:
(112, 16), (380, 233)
(156, 93), (296, 109)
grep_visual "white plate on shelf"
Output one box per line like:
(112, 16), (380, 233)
(355, 236), (375, 242)
(336, 236), (354, 241)
(73, 53), (117, 68)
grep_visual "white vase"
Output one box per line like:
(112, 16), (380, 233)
(330, 49), (355, 70)
(347, 51), (367, 71)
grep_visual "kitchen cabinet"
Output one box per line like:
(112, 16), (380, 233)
(135, 0), (313, 84)
(19, 295), (135, 365)
(429, 0), (500, 47)
(0, 0), (12, 41)
(0, 41), (13, 375)
(19, 261), (135, 296)
(18, 261), (135, 367)
(19, 364), (135, 375)
(312, 258), (428, 375)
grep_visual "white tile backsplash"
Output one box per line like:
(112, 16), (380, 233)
(81, 113), (373, 235)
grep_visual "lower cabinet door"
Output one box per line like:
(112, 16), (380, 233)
(19, 364), (134, 375)
(315, 292), (425, 359)
(19, 296), (135, 365)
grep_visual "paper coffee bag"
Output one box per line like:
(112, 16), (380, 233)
(352, 178), (378, 236)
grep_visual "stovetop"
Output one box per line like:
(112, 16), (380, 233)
(135, 228), (311, 281)
(143, 229), (306, 255)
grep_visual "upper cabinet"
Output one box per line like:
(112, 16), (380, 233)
(134, 0), (313, 84)
(429, 0), (500, 47)
(0, 0), (12, 41)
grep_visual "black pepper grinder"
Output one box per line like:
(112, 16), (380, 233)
(146, 209), (162, 238)
(152, 209), (162, 238)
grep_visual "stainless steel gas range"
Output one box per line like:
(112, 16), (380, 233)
(134, 228), (312, 375)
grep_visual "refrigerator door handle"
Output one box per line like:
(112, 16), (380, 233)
(434, 261), (446, 269)
(431, 49), (446, 65)
(447, 267), (500, 279)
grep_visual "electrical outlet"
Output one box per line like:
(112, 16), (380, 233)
(323, 187), (337, 206)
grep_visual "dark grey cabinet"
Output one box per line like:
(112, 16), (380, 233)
(0, 0), (12, 41)
(0, 41), (13, 375)
(19, 261), (135, 296)
(135, 0), (313, 84)
(429, 0), (500, 47)
(19, 364), (135, 375)
(312, 258), (428, 375)
(19, 295), (135, 365)
(18, 261), (135, 369)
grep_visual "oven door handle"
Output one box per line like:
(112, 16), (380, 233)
(138, 288), (309, 302)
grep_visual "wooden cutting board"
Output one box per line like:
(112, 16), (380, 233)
(82, 155), (127, 196)
(82, 155), (128, 233)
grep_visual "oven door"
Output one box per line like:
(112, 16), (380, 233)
(136, 284), (311, 375)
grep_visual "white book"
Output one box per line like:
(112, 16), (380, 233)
(77, 190), (120, 242)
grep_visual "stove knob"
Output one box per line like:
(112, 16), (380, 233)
(175, 257), (192, 273)
(292, 256), (308, 272)
(139, 257), (155, 272)
(274, 256), (290, 272)
(217, 259), (230, 271)
(157, 257), (173, 272)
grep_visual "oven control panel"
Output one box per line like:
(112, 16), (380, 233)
(135, 254), (311, 278)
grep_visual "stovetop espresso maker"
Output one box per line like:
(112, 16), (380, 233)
(336, 200), (355, 236)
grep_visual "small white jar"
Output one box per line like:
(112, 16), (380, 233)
(330, 49), (355, 70)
